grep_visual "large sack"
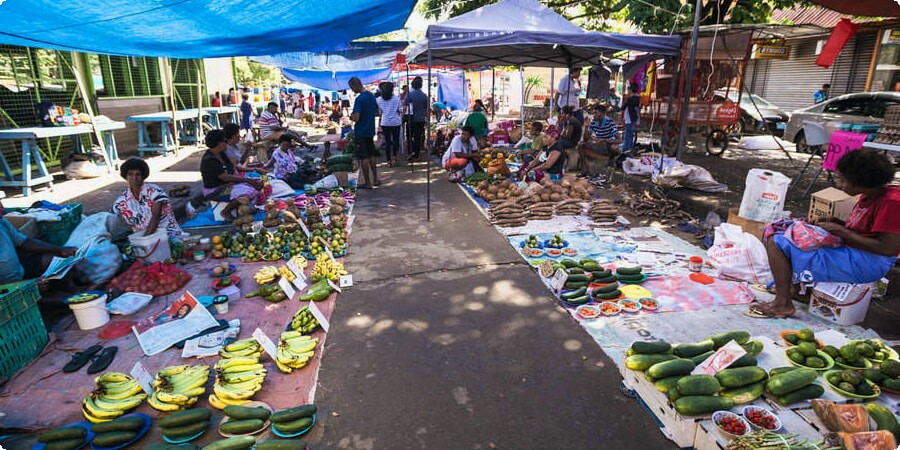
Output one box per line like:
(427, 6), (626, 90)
(707, 223), (773, 285)
(64, 213), (123, 285)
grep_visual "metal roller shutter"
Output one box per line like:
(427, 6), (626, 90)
(761, 38), (835, 111)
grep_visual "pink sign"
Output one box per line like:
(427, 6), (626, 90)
(823, 131), (868, 171)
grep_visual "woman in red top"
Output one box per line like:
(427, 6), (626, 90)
(748, 148), (900, 318)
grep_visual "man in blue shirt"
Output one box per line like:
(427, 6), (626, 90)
(0, 216), (76, 285)
(813, 84), (830, 104)
(349, 76), (379, 188)
(404, 76), (430, 161)
(578, 104), (621, 176)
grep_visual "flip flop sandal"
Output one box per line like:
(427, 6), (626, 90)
(743, 305), (792, 319)
(86, 346), (119, 374)
(62, 344), (102, 373)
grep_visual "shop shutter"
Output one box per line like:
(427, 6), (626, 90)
(760, 38), (836, 111)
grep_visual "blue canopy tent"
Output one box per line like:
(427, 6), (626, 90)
(281, 67), (394, 91)
(0, 0), (416, 57)
(253, 41), (408, 72)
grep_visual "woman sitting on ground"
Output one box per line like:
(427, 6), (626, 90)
(747, 148), (900, 318)
(112, 157), (182, 237)
(265, 135), (304, 189)
(523, 133), (566, 182)
(223, 123), (257, 174)
(441, 125), (480, 181)
(200, 129), (264, 221)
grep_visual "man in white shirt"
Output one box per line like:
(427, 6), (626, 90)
(554, 67), (583, 125)
(442, 126), (480, 181)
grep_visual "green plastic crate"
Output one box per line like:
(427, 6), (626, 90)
(0, 281), (48, 379)
(4, 203), (83, 245)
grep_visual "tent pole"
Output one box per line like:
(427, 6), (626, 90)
(196, 62), (204, 144)
(491, 68), (496, 121)
(427, 50), (432, 222)
(662, 56), (679, 154)
(69, 59), (111, 173)
(163, 58), (180, 154)
(519, 66), (525, 131)
(676, 0), (702, 161)
(407, 63), (413, 173)
(549, 67), (555, 118)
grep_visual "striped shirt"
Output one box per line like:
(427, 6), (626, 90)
(258, 111), (281, 139)
(589, 116), (618, 140)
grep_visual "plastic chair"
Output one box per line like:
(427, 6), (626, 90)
(791, 121), (833, 197)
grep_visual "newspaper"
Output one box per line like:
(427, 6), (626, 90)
(40, 236), (97, 280)
(182, 319), (241, 358)
(132, 291), (220, 356)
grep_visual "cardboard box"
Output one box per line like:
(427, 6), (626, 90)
(4, 215), (36, 238)
(808, 282), (875, 326)
(808, 187), (858, 222)
(727, 208), (765, 240)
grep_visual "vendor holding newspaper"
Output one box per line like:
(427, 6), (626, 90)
(0, 215), (76, 286)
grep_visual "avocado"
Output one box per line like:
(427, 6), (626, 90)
(785, 334), (800, 345)
(797, 342), (818, 358)
(839, 345), (859, 362)
(863, 368), (886, 384)
(883, 377), (900, 391)
(881, 359), (900, 378)
(826, 372), (842, 385)
(822, 345), (840, 358)
(838, 382), (856, 393)
(797, 328), (816, 342)
(856, 382), (874, 396)
(856, 342), (875, 358)
(805, 356), (825, 368)
(840, 370), (861, 385)
(789, 350), (806, 364)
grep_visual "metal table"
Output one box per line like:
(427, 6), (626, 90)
(126, 110), (210, 156)
(0, 122), (125, 196)
(862, 141), (900, 153)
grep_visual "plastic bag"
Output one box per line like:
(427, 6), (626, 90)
(738, 169), (790, 223)
(107, 292), (153, 315)
(65, 213), (123, 285)
(64, 160), (103, 179)
(313, 175), (339, 189)
(108, 261), (191, 297)
(707, 223), (773, 285)
(787, 221), (843, 251)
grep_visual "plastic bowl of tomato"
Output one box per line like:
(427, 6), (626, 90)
(599, 302), (621, 316)
(741, 406), (782, 432)
(575, 305), (600, 320)
(617, 299), (641, 313)
(712, 410), (751, 438)
(638, 297), (659, 311)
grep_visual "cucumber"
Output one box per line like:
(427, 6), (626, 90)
(564, 281), (588, 289)
(708, 330), (751, 348)
(624, 354), (676, 371)
(560, 287), (587, 300)
(667, 387), (683, 403)
(730, 355), (758, 368)
(626, 348), (635, 357)
(616, 274), (645, 282)
(590, 269), (612, 278)
(594, 290), (622, 300)
(254, 440), (309, 450)
(566, 274), (588, 283)
(270, 405), (317, 423)
(583, 264), (604, 273)
(616, 266), (643, 275)
(224, 405), (272, 421)
(561, 258), (580, 268)
(592, 275), (618, 284)
(765, 368), (818, 396)
(91, 431), (137, 447)
(630, 341), (672, 355)
(866, 404), (899, 440)
(44, 439), (86, 450)
(158, 408), (213, 428)
(715, 366), (768, 388)
(579, 258), (598, 266)
(644, 370), (658, 382)
(220, 419), (265, 435)
(647, 358), (696, 379)
(769, 367), (797, 377)
(674, 395), (734, 416)
(201, 436), (257, 450)
(672, 340), (715, 358)
(654, 376), (684, 393)
(90, 416), (145, 433)
(676, 375), (721, 396)
(567, 267), (585, 274)
(272, 417), (313, 434)
(593, 283), (620, 294)
(720, 382), (765, 404)
(690, 350), (715, 365)
(564, 295), (590, 305)
(38, 427), (86, 443)
(161, 420), (209, 440)
(774, 384), (824, 406)
(741, 340), (764, 356)
(146, 446), (200, 450)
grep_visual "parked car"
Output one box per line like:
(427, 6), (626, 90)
(783, 92), (900, 153)
(713, 91), (790, 136)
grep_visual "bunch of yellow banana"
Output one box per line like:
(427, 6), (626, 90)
(209, 355), (266, 409)
(289, 306), (320, 334)
(219, 337), (263, 359)
(82, 372), (147, 423)
(275, 331), (318, 374)
(147, 364), (209, 412)
(291, 255), (308, 270)
(254, 266), (279, 285)
(279, 265), (296, 282)
(310, 257), (347, 282)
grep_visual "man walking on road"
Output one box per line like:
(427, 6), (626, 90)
(349, 77), (379, 189)
(404, 76), (429, 162)
(814, 84), (830, 104)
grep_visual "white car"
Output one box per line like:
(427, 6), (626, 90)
(783, 92), (900, 153)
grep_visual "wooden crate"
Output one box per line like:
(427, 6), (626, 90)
(621, 366), (699, 448)
(694, 400), (824, 450)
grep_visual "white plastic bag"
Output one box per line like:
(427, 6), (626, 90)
(64, 160), (103, 179)
(707, 223), (773, 285)
(267, 179), (295, 198)
(107, 292), (153, 315)
(738, 169), (790, 223)
(313, 175), (339, 189)
(65, 213), (123, 285)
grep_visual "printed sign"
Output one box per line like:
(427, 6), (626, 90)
(252, 327), (279, 357)
(298, 220), (312, 238)
(327, 279), (342, 294)
(279, 277), (297, 301)
(716, 101), (740, 123)
(693, 340), (747, 375)
(550, 268), (569, 294)
(753, 44), (790, 60)
(130, 362), (154, 395)
(339, 274), (353, 288)
(307, 301), (330, 332)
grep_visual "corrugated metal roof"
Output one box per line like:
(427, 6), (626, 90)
(771, 7), (880, 28)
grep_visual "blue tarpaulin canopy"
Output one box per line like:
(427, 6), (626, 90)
(253, 41), (408, 72)
(409, 0), (681, 67)
(0, 0), (417, 57)
(281, 67), (393, 91)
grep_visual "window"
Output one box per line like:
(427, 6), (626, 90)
(93, 55), (163, 98)
(823, 98), (870, 116)
(868, 97), (900, 118)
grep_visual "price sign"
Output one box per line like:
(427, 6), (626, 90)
(287, 261), (308, 290)
(317, 236), (334, 260)
(550, 268), (568, 295)
(279, 277), (298, 301)
(339, 274), (353, 288)
(292, 276), (308, 291)
(327, 279), (342, 293)
(693, 340), (747, 375)
(307, 301), (330, 332)
(252, 327), (279, 357)
(346, 216), (355, 235)
(130, 362), (154, 395)
(539, 260), (555, 278)
(298, 220), (312, 238)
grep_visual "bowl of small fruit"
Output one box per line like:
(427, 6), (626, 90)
(741, 406), (782, 432)
(712, 410), (751, 438)
(599, 302), (621, 316)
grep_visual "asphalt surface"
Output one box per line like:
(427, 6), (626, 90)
(314, 162), (675, 449)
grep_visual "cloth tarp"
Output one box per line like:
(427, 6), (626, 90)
(437, 72), (469, 111)
(410, 0), (681, 67)
(0, 0), (416, 57)
(282, 67), (393, 91)
(252, 41), (408, 72)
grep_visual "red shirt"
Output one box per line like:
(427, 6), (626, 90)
(844, 186), (900, 238)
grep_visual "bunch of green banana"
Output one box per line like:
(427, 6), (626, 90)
(219, 337), (263, 359)
(148, 364), (210, 412)
(83, 372), (148, 423)
(275, 331), (318, 374)
(209, 355), (266, 410)
(289, 306), (320, 334)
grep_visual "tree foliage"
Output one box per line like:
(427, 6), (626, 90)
(232, 57), (282, 86)
(421, 0), (807, 35)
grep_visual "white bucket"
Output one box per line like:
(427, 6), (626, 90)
(69, 294), (110, 330)
(128, 229), (171, 263)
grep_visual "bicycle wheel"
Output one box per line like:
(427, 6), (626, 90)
(706, 129), (728, 156)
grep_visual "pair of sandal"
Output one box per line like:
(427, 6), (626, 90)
(63, 345), (118, 374)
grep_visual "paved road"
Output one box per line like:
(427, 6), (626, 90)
(315, 163), (674, 449)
